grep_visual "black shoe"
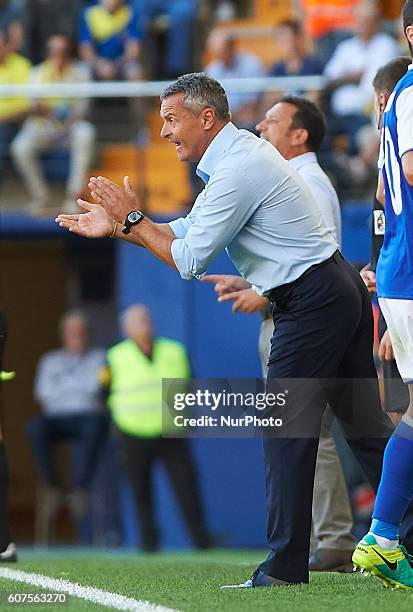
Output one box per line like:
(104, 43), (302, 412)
(220, 569), (290, 589)
(0, 543), (17, 563)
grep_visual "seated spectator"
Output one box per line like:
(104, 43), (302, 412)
(270, 19), (323, 78)
(79, 0), (145, 142)
(28, 310), (109, 525)
(205, 30), (265, 131)
(0, 0), (23, 53)
(0, 26), (31, 183)
(23, 0), (78, 64)
(137, 0), (198, 79)
(11, 34), (96, 214)
(323, 0), (399, 153)
(79, 0), (141, 82)
(106, 305), (212, 552)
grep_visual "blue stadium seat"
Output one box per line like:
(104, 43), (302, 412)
(41, 149), (70, 182)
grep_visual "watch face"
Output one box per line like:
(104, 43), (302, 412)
(128, 211), (141, 223)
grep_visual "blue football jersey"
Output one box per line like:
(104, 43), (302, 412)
(376, 66), (413, 299)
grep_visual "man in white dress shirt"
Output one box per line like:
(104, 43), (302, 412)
(204, 96), (355, 572)
(323, 0), (399, 150)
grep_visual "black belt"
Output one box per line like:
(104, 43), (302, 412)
(267, 250), (342, 303)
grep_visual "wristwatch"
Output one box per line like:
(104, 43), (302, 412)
(122, 210), (145, 235)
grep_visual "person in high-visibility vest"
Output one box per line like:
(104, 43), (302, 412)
(0, 308), (17, 562)
(106, 304), (212, 552)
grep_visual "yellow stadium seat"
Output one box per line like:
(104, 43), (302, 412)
(204, 20), (285, 68)
(253, 0), (293, 23)
(144, 142), (192, 215)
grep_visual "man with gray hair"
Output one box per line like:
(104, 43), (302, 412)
(28, 310), (108, 529)
(56, 73), (395, 587)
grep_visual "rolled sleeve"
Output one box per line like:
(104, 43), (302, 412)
(169, 217), (193, 239)
(171, 237), (200, 280)
(171, 167), (258, 279)
(168, 191), (204, 238)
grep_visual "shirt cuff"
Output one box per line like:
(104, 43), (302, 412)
(169, 218), (188, 239)
(171, 238), (198, 280)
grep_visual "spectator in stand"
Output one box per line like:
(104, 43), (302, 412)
(11, 34), (96, 215)
(79, 0), (141, 83)
(79, 0), (145, 141)
(270, 19), (323, 78)
(0, 0), (22, 53)
(137, 0), (198, 78)
(205, 29), (265, 131)
(23, 0), (78, 64)
(28, 310), (109, 526)
(106, 305), (212, 552)
(0, 26), (31, 183)
(301, 0), (358, 66)
(323, 0), (399, 153)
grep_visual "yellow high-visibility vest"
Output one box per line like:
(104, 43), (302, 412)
(107, 337), (190, 437)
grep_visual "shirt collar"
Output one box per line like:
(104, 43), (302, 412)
(289, 151), (317, 171)
(196, 122), (239, 184)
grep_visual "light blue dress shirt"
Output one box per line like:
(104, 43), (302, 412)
(170, 122), (338, 296)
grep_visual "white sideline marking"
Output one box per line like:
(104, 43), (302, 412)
(0, 568), (178, 612)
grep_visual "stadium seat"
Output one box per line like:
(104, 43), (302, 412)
(203, 20), (283, 68)
(144, 142), (191, 214)
(253, 0), (294, 22)
(41, 150), (71, 183)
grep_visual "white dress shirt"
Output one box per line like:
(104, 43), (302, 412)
(169, 122), (337, 296)
(290, 152), (342, 246)
(324, 32), (399, 116)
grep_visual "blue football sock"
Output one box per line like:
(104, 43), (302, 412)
(371, 418), (413, 541)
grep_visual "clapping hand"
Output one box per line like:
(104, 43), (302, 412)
(55, 198), (113, 238)
(55, 176), (137, 238)
(88, 175), (138, 224)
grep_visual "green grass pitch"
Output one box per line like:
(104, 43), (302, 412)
(0, 548), (412, 611)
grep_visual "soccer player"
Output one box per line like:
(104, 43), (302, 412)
(352, 1), (413, 589)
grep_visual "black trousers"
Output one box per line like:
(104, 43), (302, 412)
(118, 432), (210, 551)
(258, 252), (399, 584)
(0, 309), (11, 550)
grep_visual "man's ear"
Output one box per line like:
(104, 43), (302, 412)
(378, 92), (387, 112)
(406, 25), (413, 49)
(202, 107), (216, 130)
(293, 127), (309, 147)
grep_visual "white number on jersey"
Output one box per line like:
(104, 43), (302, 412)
(383, 126), (402, 215)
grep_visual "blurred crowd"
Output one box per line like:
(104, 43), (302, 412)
(0, 0), (408, 212)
